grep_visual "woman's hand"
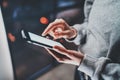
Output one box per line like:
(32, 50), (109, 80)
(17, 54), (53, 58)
(42, 19), (77, 40)
(46, 45), (84, 66)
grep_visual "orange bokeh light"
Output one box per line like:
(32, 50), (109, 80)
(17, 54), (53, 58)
(8, 33), (16, 42)
(40, 17), (49, 24)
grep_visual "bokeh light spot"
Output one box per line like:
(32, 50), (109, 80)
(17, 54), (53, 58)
(8, 33), (16, 42)
(40, 17), (49, 24)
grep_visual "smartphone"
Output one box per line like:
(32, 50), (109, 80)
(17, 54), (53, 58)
(21, 30), (64, 49)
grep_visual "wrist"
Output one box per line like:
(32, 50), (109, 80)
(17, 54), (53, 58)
(76, 53), (84, 66)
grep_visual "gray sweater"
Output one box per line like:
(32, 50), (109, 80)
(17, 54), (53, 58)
(72, 0), (120, 80)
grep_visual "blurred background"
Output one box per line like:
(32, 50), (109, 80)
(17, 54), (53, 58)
(0, 0), (85, 80)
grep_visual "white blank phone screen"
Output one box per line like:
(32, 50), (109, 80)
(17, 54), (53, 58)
(28, 32), (63, 47)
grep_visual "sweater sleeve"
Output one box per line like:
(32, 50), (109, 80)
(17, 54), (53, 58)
(66, 0), (95, 45)
(67, 22), (88, 45)
(78, 55), (120, 80)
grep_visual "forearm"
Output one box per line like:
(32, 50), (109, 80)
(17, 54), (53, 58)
(78, 55), (120, 80)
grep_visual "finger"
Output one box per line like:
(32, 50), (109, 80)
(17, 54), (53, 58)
(45, 48), (63, 61)
(42, 19), (66, 36)
(48, 25), (64, 39)
(54, 30), (72, 39)
(58, 59), (71, 64)
(53, 45), (72, 57)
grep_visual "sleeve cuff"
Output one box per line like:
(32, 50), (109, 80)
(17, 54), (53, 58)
(65, 24), (87, 45)
(65, 31), (81, 45)
(78, 55), (98, 76)
(77, 55), (109, 77)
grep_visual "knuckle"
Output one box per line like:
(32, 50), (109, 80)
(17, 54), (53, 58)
(59, 19), (65, 23)
(59, 18), (64, 21)
(47, 23), (53, 29)
(55, 19), (59, 21)
(49, 22), (53, 26)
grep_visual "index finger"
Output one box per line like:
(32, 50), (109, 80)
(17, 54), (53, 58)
(53, 45), (71, 57)
(42, 19), (65, 36)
